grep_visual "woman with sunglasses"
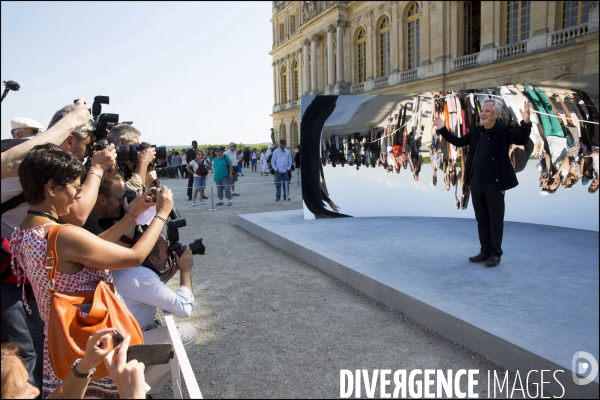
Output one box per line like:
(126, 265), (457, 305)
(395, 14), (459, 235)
(10, 143), (174, 398)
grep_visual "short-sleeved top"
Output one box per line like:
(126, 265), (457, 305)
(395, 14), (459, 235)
(213, 154), (232, 182)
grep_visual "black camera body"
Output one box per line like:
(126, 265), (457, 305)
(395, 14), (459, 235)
(116, 142), (167, 164)
(166, 209), (205, 263)
(90, 96), (119, 152)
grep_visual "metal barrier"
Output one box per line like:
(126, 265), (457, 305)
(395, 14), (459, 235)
(162, 311), (203, 399)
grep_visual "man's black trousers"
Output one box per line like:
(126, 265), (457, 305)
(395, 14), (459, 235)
(470, 181), (505, 257)
(187, 173), (194, 199)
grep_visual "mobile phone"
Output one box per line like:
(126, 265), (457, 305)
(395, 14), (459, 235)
(126, 344), (174, 366)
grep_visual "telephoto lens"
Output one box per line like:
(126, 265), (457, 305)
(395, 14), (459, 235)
(187, 238), (205, 255)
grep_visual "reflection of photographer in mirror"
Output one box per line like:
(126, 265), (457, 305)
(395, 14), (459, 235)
(112, 235), (197, 396)
(108, 124), (157, 195)
(433, 99), (531, 267)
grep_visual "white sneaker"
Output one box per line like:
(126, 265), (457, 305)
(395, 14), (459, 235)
(191, 201), (196, 206)
(227, 201), (233, 206)
(199, 200), (206, 205)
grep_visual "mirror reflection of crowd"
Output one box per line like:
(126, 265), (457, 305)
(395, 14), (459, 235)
(319, 85), (599, 212)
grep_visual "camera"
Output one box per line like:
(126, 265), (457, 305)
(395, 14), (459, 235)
(116, 142), (167, 164)
(166, 209), (205, 263)
(86, 96), (119, 152)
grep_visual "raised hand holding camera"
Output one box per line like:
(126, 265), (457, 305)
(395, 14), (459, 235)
(89, 143), (117, 175)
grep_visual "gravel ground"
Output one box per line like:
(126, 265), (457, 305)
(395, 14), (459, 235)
(154, 169), (550, 399)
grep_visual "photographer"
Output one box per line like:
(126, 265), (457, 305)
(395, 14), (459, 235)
(112, 235), (197, 396)
(1, 99), (92, 393)
(108, 124), (157, 195)
(44, 104), (118, 226)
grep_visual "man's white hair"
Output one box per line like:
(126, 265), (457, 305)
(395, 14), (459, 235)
(481, 98), (502, 114)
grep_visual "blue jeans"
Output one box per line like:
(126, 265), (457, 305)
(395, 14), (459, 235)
(215, 178), (232, 200)
(251, 159), (257, 171)
(275, 171), (289, 199)
(1, 282), (45, 391)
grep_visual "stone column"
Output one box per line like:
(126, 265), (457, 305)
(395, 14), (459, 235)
(311, 35), (318, 92)
(302, 40), (310, 94)
(272, 62), (278, 106)
(336, 21), (345, 83)
(327, 25), (335, 86)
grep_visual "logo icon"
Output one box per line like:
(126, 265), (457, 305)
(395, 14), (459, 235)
(572, 351), (598, 385)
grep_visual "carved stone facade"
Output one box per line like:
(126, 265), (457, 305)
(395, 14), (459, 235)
(270, 1), (599, 145)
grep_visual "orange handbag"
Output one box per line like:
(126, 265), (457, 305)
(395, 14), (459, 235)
(45, 224), (144, 381)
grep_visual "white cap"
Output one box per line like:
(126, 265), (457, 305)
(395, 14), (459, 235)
(11, 117), (44, 130)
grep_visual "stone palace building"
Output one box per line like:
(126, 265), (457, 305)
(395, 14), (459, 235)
(269, 1), (599, 147)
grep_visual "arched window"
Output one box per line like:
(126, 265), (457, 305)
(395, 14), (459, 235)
(356, 28), (366, 83)
(505, 1), (530, 44)
(561, 1), (592, 28)
(292, 60), (299, 101)
(406, 3), (420, 70)
(281, 65), (288, 103)
(378, 16), (391, 77)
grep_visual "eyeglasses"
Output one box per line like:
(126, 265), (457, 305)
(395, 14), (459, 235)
(65, 183), (84, 195)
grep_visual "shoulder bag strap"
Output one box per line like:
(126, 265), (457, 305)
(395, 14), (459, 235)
(45, 224), (65, 293)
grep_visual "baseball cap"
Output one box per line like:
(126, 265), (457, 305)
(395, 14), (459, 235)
(229, 142), (236, 147)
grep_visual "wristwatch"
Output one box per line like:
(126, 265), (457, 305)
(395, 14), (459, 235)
(71, 358), (96, 379)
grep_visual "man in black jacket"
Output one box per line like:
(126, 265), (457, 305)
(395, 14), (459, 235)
(433, 99), (531, 267)
(186, 141), (198, 200)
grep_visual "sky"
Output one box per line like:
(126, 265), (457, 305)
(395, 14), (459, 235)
(1, 1), (274, 146)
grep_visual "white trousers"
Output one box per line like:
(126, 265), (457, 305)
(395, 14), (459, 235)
(143, 322), (197, 395)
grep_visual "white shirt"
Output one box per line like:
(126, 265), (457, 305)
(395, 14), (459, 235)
(224, 149), (237, 165)
(270, 147), (292, 173)
(112, 267), (194, 328)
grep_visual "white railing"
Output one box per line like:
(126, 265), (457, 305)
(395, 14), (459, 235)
(351, 83), (365, 93)
(278, 104), (287, 111)
(452, 53), (479, 70)
(399, 68), (418, 81)
(290, 100), (298, 108)
(163, 312), (202, 399)
(374, 76), (389, 88)
(495, 41), (528, 59)
(549, 23), (589, 47)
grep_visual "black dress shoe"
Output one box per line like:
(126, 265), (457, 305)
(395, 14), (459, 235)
(485, 256), (501, 267)
(468, 253), (490, 262)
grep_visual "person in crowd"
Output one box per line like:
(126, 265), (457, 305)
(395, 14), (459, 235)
(10, 143), (173, 397)
(10, 117), (44, 139)
(212, 146), (233, 206)
(251, 148), (258, 172)
(243, 147), (251, 169)
(171, 151), (182, 178)
(260, 149), (269, 176)
(429, 134), (443, 186)
(186, 150), (209, 206)
(237, 153), (244, 176)
(186, 141), (199, 200)
(271, 139), (293, 201)
(181, 150), (188, 178)
(107, 123), (157, 195)
(112, 235), (197, 396)
(1, 100), (108, 394)
(81, 174), (141, 241)
(45, 105), (119, 226)
(294, 145), (301, 186)
(1, 329), (146, 399)
(433, 98), (531, 267)
(224, 142), (240, 196)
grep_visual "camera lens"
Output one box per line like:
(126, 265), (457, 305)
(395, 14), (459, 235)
(188, 238), (205, 255)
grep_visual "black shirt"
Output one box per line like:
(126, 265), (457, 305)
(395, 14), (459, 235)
(472, 128), (497, 183)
